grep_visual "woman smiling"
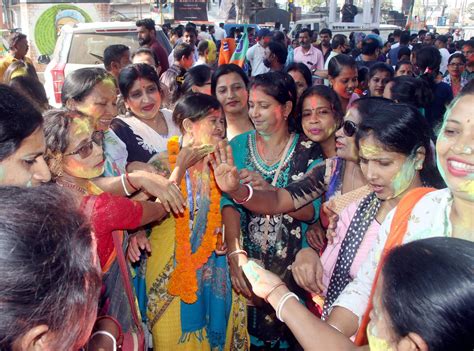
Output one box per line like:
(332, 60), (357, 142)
(108, 63), (182, 176)
(220, 71), (324, 349)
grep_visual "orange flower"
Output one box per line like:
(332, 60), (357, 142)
(166, 139), (222, 304)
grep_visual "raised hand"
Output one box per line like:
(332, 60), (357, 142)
(209, 140), (240, 194)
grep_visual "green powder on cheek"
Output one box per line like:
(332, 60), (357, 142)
(0, 166), (4, 183)
(390, 157), (416, 199)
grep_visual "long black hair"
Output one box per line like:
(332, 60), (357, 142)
(382, 237), (474, 351)
(388, 76), (433, 109)
(355, 99), (445, 189)
(0, 84), (43, 162)
(0, 185), (101, 350)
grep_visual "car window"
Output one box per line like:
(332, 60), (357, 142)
(67, 32), (139, 65)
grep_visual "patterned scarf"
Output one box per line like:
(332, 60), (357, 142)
(322, 192), (381, 319)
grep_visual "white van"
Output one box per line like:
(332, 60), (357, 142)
(42, 21), (171, 107)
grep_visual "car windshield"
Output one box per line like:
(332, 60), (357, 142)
(68, 32), (139, 64)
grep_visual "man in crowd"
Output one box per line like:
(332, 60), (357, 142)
(341, 0), (357, 22)
(423, 32), (434, 46)
(263, 41), (287, 72)
(316, 28), (332, 63)
(462, 40), (474, 81)
(294, 28), (324, 72)
(435, 35), (450, 74)
(246, 28), (272, 76)
(103, 44), (131, 80)
(198, 24), (211, 41)
(0, 32), (33, 82)
(136, 18), (169, 76)
(160, 43), (194, 109)
(388, 31), (410, 66)
(357, 36), (380, 69)
(195, 39), (217, 66)
(168, 25), (199, 67)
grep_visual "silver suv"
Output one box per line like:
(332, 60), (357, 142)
(42, 21), (171, 107)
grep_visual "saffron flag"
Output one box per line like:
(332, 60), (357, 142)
(218, 38), (236, 65)
(229, 31), (249, 68)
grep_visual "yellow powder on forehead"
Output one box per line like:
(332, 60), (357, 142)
(359, 143), (384, 158)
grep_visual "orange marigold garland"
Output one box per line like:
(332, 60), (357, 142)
(166, 136), (222, 304)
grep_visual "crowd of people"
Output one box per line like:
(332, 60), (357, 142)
(0, 17), (472, 351)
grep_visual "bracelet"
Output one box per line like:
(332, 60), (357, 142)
(233, 183), (254, 204)
(90, 331), (117, 350)
(264, 282), (286, 303)
(276, 292), (299, 323)
(121, 174), (132, 196)
(94, 315), (123, 346)
(125, 172), (139, 192)
(227, 249), (247, 259)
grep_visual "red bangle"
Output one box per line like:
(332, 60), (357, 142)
(125, 172), (139, 192)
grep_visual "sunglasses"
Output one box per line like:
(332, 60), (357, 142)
(342, 120), (358, 137)
(65, 131), (104, 159)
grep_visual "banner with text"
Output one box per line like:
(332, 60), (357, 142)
(174, 0), (208, 21)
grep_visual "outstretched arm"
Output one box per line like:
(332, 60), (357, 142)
(211, 141), (326, 215)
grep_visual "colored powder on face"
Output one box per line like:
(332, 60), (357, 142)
(0, 166), (4, 183)
(101, 78), (117, 89)
(389, 156), (417, 199)
(65, 158), (103, 179)
(26, 179), (33, 187)
(359, 144), (384, 158)
(72, 117), (92, 136)
(458, 180), (474, 198)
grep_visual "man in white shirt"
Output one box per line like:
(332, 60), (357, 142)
(246, 28), (272, 76)
(214, 23), (226, 42)
(197, 24), (211, 41)
(435, 35), (450, 75)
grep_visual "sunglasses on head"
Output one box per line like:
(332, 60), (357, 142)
(65, 131), (104, 159)
(342, 120), (358, 137)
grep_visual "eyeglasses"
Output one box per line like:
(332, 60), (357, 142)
(448, 63), (465, 67)
(65, 131), (104, 159)
(342, 120), (358, 137)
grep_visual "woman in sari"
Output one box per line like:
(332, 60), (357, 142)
(213, 80), (474, 347)
(221, 71), (323, 349)
(145, 93), (234, 350)
(42, 108), (201, 347)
